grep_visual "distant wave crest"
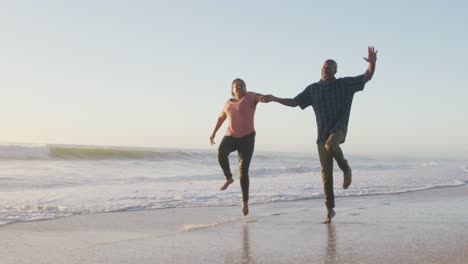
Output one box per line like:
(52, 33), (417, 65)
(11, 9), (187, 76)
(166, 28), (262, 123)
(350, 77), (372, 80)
(49, 147), (192, 160)
(0, 144), (202, 161)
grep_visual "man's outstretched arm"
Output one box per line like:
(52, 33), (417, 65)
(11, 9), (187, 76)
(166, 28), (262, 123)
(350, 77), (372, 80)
(363, 46), (378, 83)
(260, 95), (298, 107)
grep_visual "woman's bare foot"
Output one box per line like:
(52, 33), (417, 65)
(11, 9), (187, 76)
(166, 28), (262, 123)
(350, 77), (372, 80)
(242, 201), (249, 216)
(220, 178), (234, 190)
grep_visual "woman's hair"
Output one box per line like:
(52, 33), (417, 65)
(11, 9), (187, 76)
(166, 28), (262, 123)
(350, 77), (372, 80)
(231, 78), (246, 97)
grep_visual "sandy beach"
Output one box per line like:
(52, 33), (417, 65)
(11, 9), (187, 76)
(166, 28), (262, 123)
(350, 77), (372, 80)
(1, 185), (467, 264)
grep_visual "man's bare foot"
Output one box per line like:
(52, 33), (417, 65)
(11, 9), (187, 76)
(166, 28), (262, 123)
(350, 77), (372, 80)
(323, 208), (335, 224)
(220, 178), (234, 191)
(242, 201), (249, 216)
(343, 167), (352, 189)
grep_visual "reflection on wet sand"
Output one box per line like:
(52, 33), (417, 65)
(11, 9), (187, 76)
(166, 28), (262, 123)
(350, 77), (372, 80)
(324, 223), (337, 264)
(224, 223), (255, 264)
(241, 223), (255, 264)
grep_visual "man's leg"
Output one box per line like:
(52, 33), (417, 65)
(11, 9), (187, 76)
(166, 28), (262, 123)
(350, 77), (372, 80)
(218, 136), (237, 190)
(237, 133), (255, 216)
(318, 144), (335, 223)
(324, 131), (352, 189)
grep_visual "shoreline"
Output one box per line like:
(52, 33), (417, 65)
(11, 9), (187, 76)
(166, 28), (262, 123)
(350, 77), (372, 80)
(1, 184), (467, 263)
(1, 182), (466, 228)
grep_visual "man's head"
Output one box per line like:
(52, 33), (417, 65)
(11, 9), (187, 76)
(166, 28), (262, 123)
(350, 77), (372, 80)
(321, 59), (337, 81)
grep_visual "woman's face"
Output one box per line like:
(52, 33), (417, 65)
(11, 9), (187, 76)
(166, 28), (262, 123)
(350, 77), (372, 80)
(232, 81), (246, 98)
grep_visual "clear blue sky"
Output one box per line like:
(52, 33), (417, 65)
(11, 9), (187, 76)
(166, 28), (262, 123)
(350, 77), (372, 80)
(1, 1), (467, 156)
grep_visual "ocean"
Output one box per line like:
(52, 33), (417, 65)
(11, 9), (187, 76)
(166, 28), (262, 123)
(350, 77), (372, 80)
(0, 143), (467, 226)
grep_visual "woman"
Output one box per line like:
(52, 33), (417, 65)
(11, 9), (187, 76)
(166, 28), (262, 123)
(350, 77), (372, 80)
(210, 78), (262, 216)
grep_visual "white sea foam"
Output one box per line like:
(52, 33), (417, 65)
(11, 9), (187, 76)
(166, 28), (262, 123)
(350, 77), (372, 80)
(0, 143), (49, 160)
(0, 144), (467, 226)
(180, 217), (241, 231)
(422, 161), (439, 167)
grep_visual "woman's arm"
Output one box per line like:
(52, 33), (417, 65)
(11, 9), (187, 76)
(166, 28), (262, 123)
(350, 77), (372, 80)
(210, 112), (227, 145)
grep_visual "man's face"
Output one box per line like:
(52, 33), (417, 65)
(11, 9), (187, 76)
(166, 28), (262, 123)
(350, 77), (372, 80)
(321, 60), (337, 81)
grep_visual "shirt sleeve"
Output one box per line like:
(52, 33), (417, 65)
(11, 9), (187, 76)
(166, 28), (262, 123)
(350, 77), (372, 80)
(342, 74), (365, 94)
(248, 92), (259, 107)
(293, 86), (313, 110)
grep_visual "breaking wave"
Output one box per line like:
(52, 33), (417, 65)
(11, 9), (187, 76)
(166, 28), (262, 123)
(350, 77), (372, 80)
(0, 143), (208, 161)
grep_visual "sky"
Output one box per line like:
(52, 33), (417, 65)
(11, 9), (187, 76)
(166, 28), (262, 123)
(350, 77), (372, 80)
(1, 1), (467, 157)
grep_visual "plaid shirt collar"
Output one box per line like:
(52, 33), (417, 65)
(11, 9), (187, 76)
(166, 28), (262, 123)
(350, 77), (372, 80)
(319, 77), (337, 86)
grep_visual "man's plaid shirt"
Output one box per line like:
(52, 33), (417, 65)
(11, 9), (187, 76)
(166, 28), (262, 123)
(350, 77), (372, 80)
(294, 74), (365, 145)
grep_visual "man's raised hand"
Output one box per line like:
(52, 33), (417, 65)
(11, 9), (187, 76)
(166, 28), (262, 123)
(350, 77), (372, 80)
(363, 46), (378, 64)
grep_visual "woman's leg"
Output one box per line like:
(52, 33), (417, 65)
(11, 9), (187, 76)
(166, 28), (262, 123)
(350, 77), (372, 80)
(218, 136), (237, 190)
(237, 133), (255, 215)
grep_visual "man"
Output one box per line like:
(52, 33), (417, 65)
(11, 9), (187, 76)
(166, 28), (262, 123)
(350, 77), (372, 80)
(261, 46), (378, 223)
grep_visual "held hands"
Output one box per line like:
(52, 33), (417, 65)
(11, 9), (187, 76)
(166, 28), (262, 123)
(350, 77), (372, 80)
(259, 94), (275, 103)
(363, 46), (378, 65)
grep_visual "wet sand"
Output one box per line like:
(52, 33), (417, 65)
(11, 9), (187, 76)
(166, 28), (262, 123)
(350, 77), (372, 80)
(1, 185), (467, 264)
